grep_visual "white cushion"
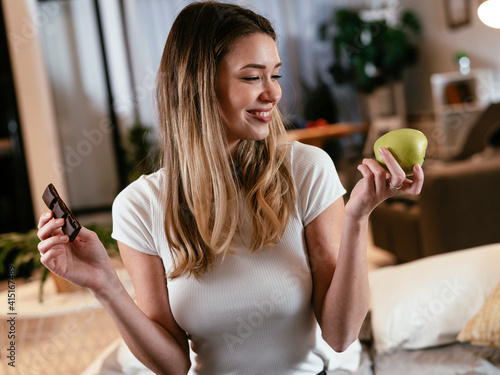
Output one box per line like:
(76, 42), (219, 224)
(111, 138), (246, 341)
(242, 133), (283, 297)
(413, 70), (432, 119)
(369, 243), (500, 354)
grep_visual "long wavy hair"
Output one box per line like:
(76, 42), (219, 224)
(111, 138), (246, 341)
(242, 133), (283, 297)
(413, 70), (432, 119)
(156, 1), (296, 279)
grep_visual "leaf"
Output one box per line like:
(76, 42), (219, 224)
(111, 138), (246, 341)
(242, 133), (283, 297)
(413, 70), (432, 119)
(323, 7), (421, 93)
(401, 11), (421, 34)
(39, 267), (50, 303)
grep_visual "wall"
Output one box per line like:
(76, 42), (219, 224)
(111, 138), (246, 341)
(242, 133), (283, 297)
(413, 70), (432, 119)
(401, 0), (500, 114)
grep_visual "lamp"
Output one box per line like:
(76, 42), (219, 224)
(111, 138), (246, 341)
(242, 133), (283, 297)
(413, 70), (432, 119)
(478, 0), (500, 28)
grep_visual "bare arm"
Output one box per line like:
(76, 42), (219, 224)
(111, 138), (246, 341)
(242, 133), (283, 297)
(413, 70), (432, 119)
(37, 215), (190, 374)
(95, 241), (191, 373)
(306, 198), (370, 352)
(306, 148), (424, 352)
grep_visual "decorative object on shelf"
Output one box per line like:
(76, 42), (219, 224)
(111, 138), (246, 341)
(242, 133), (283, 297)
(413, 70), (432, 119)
(305, 118), (329, 129)
(477, 0), (500, 28)
(444, 0), (471, 29)
(454, 51), (471, 75)
(430, 69), (496, 158)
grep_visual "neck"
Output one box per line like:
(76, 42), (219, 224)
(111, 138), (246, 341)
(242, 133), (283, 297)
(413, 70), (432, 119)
(227, 139), (240, 159)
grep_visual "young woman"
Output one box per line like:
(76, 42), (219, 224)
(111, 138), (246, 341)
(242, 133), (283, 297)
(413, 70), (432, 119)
(37, 2), (424, 374)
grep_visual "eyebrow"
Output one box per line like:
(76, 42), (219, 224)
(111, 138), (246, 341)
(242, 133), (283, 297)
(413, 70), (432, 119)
(240, 62), (282, 70)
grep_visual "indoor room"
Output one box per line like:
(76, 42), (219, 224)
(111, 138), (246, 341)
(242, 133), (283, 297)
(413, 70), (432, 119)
(1, 0), (499, 374)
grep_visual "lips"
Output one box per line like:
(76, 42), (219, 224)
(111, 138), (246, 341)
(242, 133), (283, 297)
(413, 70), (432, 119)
(248, 110), (271, 117)
(247, 108), (273, 123)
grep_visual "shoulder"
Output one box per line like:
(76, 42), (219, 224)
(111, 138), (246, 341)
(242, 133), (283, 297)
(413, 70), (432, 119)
(288, 142), (345, 225)
(290, 141), (335, 171)
(111, 170), (165, 255)
(111, 170), (165, 236)
(290, 141), (331, 161)
(112, 170), (165, 212)
(289, 141), (337, 183)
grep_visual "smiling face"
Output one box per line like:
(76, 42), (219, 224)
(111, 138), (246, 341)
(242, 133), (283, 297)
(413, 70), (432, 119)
(215, 33), (282, 155)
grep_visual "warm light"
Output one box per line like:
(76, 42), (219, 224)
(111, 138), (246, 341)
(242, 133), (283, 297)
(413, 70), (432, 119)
(478, 0), (500, 29)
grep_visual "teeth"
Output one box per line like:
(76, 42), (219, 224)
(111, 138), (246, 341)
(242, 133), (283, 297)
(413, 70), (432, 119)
(250, 111), (271, 117)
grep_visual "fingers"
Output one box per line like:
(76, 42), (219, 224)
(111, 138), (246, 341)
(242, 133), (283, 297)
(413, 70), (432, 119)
(405, 164), (425, 195)
(37, 215), (65, 241)
(37, 212), (68, 255)
(359, 158), (387, 195)
(38, 234), (69, 254)
(377, 147), (406, 188)
(37, 211), (53, 230)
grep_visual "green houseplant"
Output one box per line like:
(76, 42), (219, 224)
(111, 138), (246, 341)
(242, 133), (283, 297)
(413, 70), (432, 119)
(0, 223), (119, 302)
(0, 229), (41, 279)
(125, 121), (161, 183)
(320, 8), (421, 93)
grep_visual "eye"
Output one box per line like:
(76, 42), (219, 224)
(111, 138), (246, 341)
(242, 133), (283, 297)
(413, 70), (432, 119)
(242, 77), (259, 82)
(272, 75), (283, 80)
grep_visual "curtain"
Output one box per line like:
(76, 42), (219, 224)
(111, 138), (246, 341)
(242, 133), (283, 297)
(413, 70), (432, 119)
(119, 0), (362, 128)
(38, 0), (368, 209)
(39, 0), (120, 210)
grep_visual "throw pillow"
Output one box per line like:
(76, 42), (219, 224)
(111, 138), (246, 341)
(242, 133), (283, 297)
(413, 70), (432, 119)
(457, 281), (500, 348)
(369, 243), (500, 354)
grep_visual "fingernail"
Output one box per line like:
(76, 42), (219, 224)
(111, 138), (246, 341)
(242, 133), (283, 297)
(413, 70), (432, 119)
(57, 219), (65, 225)
(60, 236), (68, 241)
(44, 212), (52, 218)
(415, 164), (422, 172)
(378, 147), (387, 155)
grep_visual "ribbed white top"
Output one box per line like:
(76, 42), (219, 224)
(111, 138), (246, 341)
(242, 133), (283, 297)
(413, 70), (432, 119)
(112, 142), (357, 374)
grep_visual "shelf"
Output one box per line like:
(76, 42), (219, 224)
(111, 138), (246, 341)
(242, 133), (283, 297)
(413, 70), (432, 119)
(287, 122), (368, 148)
(430, 68), (493, 85)
(439, 103), (483, 115)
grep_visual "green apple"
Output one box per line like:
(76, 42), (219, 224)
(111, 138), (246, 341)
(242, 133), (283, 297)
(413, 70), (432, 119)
(373, 128), (428, 176)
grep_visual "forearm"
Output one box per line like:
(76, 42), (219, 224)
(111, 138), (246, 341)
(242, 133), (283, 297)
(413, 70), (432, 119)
(91, 275), (190, 374)
(320, 213), (371, 351)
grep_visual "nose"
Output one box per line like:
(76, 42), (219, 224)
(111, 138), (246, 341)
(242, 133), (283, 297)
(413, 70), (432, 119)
(260, 80), (282, 104)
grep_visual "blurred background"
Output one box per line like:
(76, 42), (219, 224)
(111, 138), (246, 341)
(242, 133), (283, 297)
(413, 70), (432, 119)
(2, 0), (500, 230)
(1, 0), (500, 373)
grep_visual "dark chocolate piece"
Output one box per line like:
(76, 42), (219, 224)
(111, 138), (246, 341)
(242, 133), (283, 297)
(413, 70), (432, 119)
(52, 201), (67, 219)
(42, 184), (58, 210)
(42, 184), (81, 242)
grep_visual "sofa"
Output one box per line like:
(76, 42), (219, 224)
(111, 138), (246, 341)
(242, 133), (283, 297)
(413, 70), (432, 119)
(370, 102), (500, 262)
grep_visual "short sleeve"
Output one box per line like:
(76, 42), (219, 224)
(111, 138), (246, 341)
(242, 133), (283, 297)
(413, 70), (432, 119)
(291, 142), (346, 226)
(111, 176), (158, 256)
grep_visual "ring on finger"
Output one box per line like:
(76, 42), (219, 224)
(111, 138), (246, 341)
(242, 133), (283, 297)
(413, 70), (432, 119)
(388, 180), (403, 190)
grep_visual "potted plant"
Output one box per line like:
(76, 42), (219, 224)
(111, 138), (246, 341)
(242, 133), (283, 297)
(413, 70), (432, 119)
(321, 7), (421, 93)
(320, 7), (421, 125)
(0, 223), (119, 302)
(125, 121), (161, 183)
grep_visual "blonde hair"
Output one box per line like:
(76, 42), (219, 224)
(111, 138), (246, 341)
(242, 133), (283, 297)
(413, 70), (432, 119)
(156, 1), (296, 279)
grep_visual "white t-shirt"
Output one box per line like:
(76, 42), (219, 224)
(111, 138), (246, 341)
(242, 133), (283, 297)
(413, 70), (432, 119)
(112, 142), (360, 374)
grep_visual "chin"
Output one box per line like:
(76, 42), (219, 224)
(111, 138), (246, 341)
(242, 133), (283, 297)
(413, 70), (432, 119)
(250, 129), (270, 142)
